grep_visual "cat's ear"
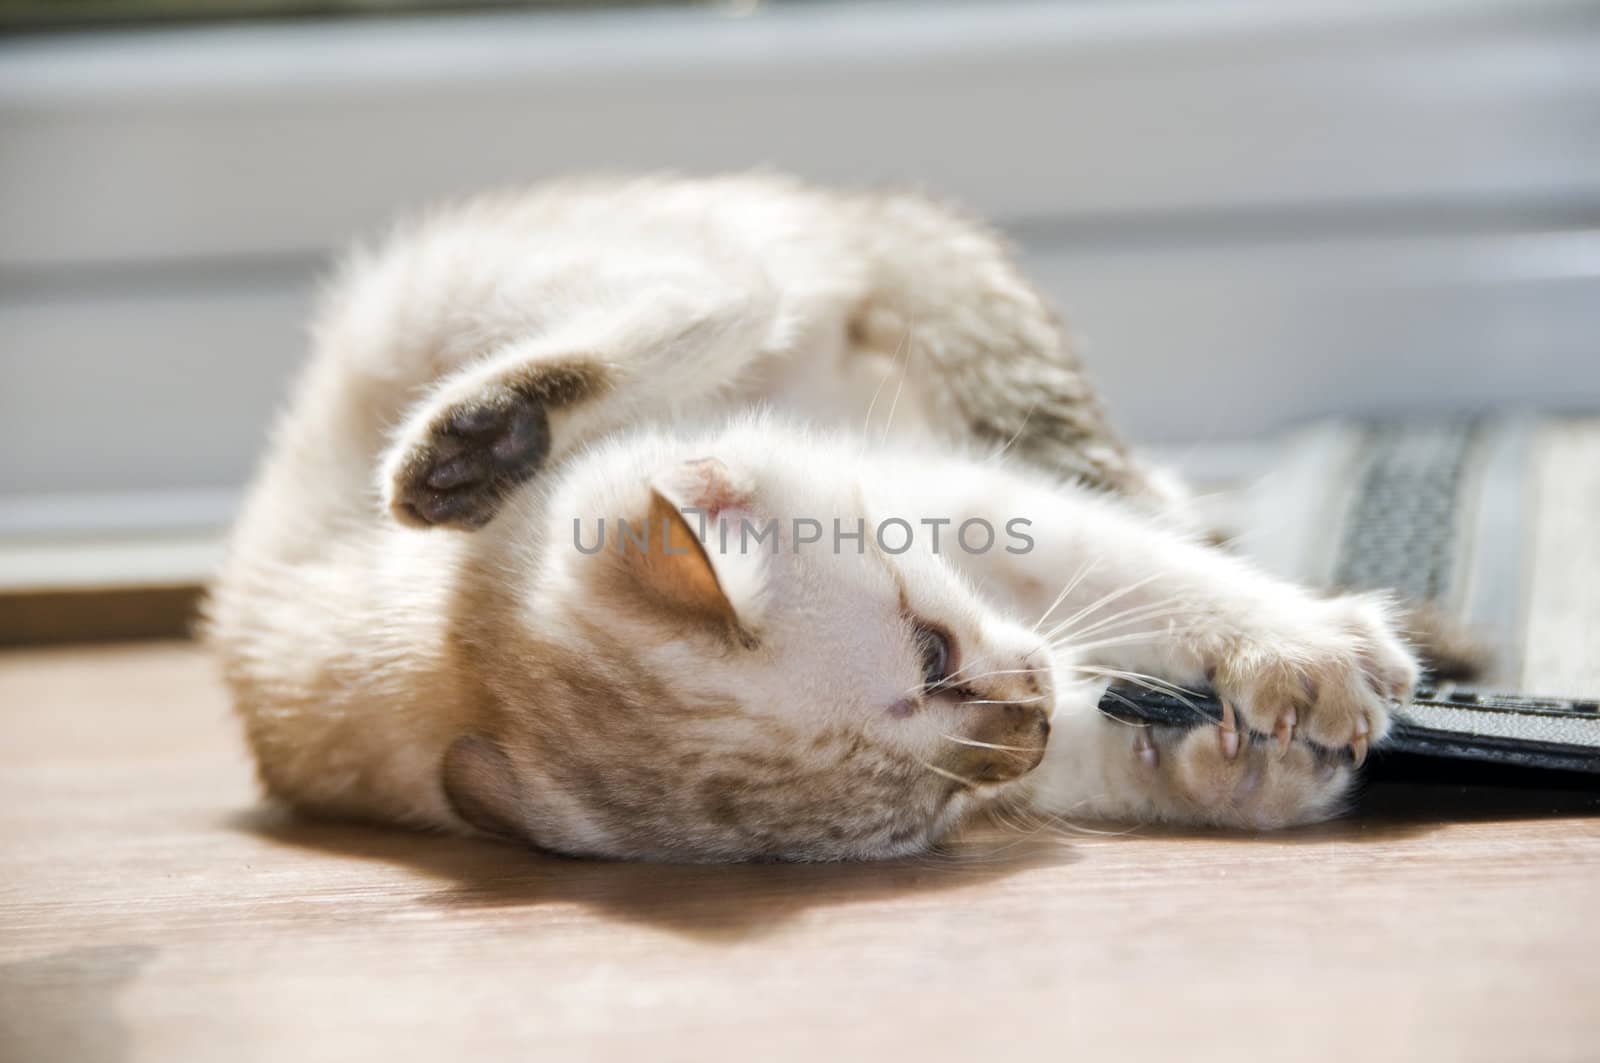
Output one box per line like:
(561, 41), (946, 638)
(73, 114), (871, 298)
(634, 457), (764, 626)
(440, 733), (528, 841)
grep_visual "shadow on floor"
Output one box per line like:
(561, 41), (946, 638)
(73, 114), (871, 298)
(232, 806), (1074, 942)
(231, 754), (1600, 929)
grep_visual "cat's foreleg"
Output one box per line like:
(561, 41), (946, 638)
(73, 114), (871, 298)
(933, 472), (1418, 827)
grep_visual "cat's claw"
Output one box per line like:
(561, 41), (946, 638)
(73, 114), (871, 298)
(1350, 718), (1370, 769)
(1209, 593), (1418, 766)
(1134, 727), (1160, 770)
(1142, 724), (1353, 829)
(1217, 698), (1240, 760)
(1272, 709), (1295, 759)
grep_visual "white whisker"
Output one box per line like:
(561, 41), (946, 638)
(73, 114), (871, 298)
(1053, 599), (1193, 645)
(1074, 665), (1202, 711)
(991, 793), (1141, 838)
(917, 760), (981, 787)
(878, 316), (916, 446)
(1032, 555), (1102, 632)
(989, 399), (1040, 462)
(933, 665), (1051, 690)
(1098, 686), (1155, 724)
(936, 652), (1051, 688)
(1049, 630), (1174, 655)
(939, 733), (1041, 753)
(958, 693), (1053, 706)
(857, 317), (911, 456)
(1040, 572), (1166, 645)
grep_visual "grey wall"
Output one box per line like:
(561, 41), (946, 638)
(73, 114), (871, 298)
(3, 0), (1597, 533)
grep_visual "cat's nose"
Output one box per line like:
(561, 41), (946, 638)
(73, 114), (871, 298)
(949, 702), (1050, 783)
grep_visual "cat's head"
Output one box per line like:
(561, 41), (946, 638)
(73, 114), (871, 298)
(443, 424), (1085, 861)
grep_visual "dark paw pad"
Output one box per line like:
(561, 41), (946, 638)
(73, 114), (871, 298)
(392, 388), (551, 529)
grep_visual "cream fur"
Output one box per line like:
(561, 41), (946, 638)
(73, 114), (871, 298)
(206, 174), (1418, 860)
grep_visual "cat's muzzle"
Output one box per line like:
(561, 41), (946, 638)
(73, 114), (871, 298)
(949, 703), (1050, 784)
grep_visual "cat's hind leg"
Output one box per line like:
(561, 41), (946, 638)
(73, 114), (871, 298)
(384, 356), (603, 528)
(381, 285), (782, 530)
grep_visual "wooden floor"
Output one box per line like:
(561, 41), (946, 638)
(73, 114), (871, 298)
(3, 642), (1599, 1062)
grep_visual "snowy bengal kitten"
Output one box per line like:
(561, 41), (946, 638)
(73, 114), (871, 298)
(205, 175), (1418, 861)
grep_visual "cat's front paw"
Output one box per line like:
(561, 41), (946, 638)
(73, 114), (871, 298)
(1210, 594), (1419, 767)
(1133, 724), (1352, 829)
(382, 362), (602, 529)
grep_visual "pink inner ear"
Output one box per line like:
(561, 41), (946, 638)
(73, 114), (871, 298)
(676, 457), (752, 519)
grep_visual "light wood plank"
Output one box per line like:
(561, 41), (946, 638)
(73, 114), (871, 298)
(2, 642), (1597, 1062)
